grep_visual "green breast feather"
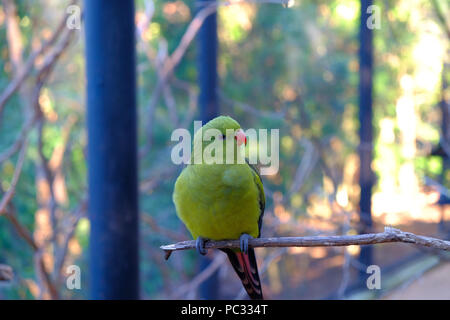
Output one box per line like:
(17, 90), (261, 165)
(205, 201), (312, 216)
(173, 162), (264, 240)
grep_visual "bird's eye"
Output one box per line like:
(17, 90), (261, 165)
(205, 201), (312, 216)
(222, 134), (226, 139)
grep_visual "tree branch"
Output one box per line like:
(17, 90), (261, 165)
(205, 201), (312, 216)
(431, 0), (450, 39)
(171, 254), (226, 299)
(0, 0), (78, 118)
(0, 138), (28, 216)
(142, 0), (288, 151)
(160, 227), (450, 260)
(0, 264), (13, 282)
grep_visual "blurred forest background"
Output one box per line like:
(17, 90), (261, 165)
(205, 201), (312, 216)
(0, 0), (449, 299)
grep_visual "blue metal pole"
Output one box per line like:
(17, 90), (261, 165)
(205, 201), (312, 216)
(197, 0), (220, 299)
(85, 0), (139, 299)
(198, 0), (219, 123)
(358, 0), (374, 279)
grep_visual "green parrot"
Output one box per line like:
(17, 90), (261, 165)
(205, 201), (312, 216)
(173, 116), (265, 300)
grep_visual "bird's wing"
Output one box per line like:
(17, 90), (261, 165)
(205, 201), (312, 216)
(220, 161), (266, 300)
(245, 159), (265, 238)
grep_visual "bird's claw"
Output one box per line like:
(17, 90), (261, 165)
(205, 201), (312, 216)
(239, 233), (253, 254)
(196, 236), (208, 256)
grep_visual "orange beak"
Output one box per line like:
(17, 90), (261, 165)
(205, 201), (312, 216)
(235, 129), (247, 146)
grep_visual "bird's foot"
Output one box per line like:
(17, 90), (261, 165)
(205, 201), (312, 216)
(195, 236), (208, 256)
(239, 233), (253, 254)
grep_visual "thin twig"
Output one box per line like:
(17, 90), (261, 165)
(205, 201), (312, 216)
(3, 0), (24, 75)
(235, 247), (288, 299)
(144, 2), (218, 150)
(0, 138), (28, 215)
(5, 209), (38, 251)
(431, 0), (450, 39)
(142, 214), (187, 242)
(143, 0), (290, 151)
(172, 254), (226, 299)
(0, 264), (14, 282)
(0, 114), (37, 164)
(54, 197), (87, 285)
(161, 227), (450, 259)
(219, 91), (286, 119)
(0, 0), (77, 117)
(289, 138), (318, 195)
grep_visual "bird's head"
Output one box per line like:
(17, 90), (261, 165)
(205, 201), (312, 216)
(192, 116), (247, 164)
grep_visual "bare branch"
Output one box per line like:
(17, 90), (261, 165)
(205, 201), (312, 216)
(0, 138), (28, 216)
(431, 0), (450, 39)
(142, 214), (187, 242)
(144, 2), (218, 149)
(172, 254), (226, 299)
(337, 212), (352, 298)
(4, 209), (39, 251)
(235, 248), (288, 299)
(2, 0), (24, 74)
(143, 0), (289, 150)
(0, 114), (36, 164)
(172, 78), (198, 129)
(54, 197), (87, 284)
(34, 250), (60, 299)
(0, 0), (77, 118)
(0, 2), (78, 301)
(288, 138), (319, 195)
(0, 264), (14, 282)
(219, 91), (286, 119)
(161, 227), (450, 259)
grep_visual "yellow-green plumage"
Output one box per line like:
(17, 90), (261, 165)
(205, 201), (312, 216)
(173, 116), (264, 241)
(174, 162), (262, 240)
(173, 115), (265, 299)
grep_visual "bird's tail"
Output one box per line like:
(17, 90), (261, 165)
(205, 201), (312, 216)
(221, 248), (264, 300)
